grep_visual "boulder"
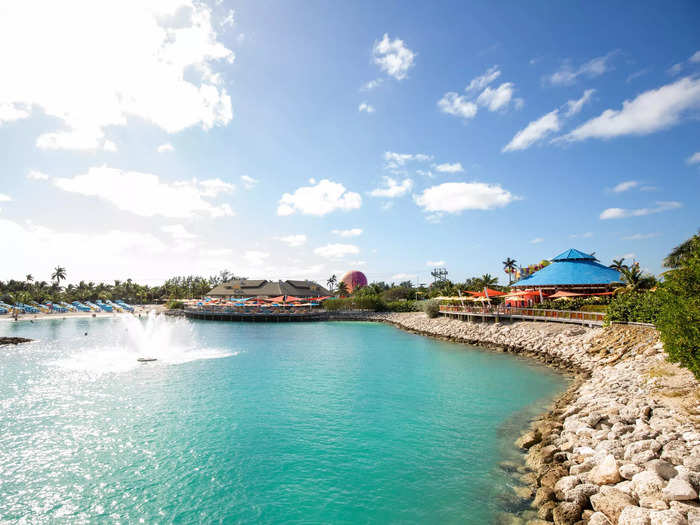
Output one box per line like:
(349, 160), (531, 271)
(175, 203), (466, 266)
(648, 460), (679, 481)
(661, 441), (690, 465)
(618, 505), (652, 525)
(621, 464), (643, 480)
(537, 501), (556, 521)
(516, 430), (541, 449)
(626, 441), (663, 461)
(688, 508), (700, 525)
(649, 509), (688, 525)
(532, 486), (555, 508)
(589, 455), (622, 485)
(587, 511), (612, 525)
(639, 497), (670, 510)
(554, 475), (580, 500)
(662, 478), (698, 502)
(632, 471), (666, 499)
(590, 487), (637, 524)
(552, 501), (582, 525)
(564, 483), (599, 506)
(683, 456), (700, 472)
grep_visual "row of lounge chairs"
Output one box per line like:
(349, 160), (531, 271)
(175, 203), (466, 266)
(0, 299), (134, 315)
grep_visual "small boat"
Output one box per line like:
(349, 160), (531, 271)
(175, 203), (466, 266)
(137, 357), (157, 363)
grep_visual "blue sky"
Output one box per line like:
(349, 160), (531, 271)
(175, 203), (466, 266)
(0, 0), (698, 286)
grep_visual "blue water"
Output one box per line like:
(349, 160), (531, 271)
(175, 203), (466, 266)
(0, 316), (568, 523)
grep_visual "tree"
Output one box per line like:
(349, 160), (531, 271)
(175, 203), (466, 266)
(51, 266), (67, 287)
(477, 273), (499, 289)
(326, 274), (338, 293)
(610, 258), (627, 271)
(619, 262), (657, 292)
(664, 231), (700, 269)
(25, 274), (33, 283)
(336, 281), (349, 297)
(502, 257), (517, 284)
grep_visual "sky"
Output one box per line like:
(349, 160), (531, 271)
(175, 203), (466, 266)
(1, 0), (699, 287)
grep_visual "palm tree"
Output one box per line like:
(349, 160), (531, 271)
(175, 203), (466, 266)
(51, 266), (67, 287)
(479, 273), (499, 288)
(502, 258), (516, 284)
(326, 274), (337, 293)
(664, 231), (700, 269)
(336, 281), (349, 297)
(610, 258), (627, 271)
(25, 274), (33, 283)
(619, 263), (657, 292)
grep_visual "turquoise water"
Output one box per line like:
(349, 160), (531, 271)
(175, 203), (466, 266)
(0, 316), (568, 523)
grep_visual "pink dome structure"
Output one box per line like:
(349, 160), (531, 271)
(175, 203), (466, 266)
(341, 270), (368, 293)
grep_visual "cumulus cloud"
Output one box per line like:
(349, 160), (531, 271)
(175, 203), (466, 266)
(600, 201), (682, 219)
(438, 92), (478, 119)
(0, 0), (234, 150)
(439, 66), (518, 120)
(161, 224), (197, 240)
(157, 143), (175, 153)
(433, 162), (464, 173)
(332, 228), (363, 237)
(622, 233), (659, 240)
(383, 151), (432, 171)
(361, 78), (383, 91)
(686, 152), (700, 165)
(476, 82), (514, 111)
(369, 177), (413, 198)
(546, 53), (616, 85)
(563, 77), (700, 142)
(529, 237), (544, 244)
(426, 260), (445, 266)
(240, 175), (258, 189)
(466, 65), (501, 92)
(612, 181), (639, 193)
(277, 179), (362, 216)
(243, 250), (269, 266)
(26, 170), (49, 181)
(414, 182), (517, 214)
(313, 243), (359, 259)
(358, 102), (375, 113)
(372, 34), (415, 80)
(275, 234), (307, 247)
(564, 89), (595, 117)
(502, 110), (560, 152)
(53, 166), (234, 218)
(0, 193), (11, 202)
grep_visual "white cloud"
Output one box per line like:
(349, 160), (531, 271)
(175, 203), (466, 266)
(691, 51), (700, 63)
(0, 193), (11, 202)
(240, 175), (258, 189)
(434, 162), (464, 173)
(564, 89), (595, 117)
(570, 232), (593, 239)
(392, 273), (415, 280)
(547, 53), (615, 85)
(564, 77), (700, 142)
(361, 78), (383, 91)
(414, 182), (517, 214)
(157, 143), (175, 153)
(600, 201), (682, 219)
(612, 180), (639, 193)
(26, 170), (49, 181)
(438, 92), (478, 119)
(622, 233), (659, 240)
(383, 151), (432, 170)
(221, 9), (235, 28)
(369, 177), (413, 198)
(529, 237), (544, 244)
(243, 250), (269, 266)
(276, 234), (307, 247)
(466, 65), (501, 92)
(313, 243), (359, 259)
(161, 224), (197, 240)
(332, 228), (363, 237)
(372, 34), (415, 80)
(277, 179), (362, 216)
(476, 82), (514, 111)
(687, 152), (700, 165)
(358, 102), (375, 113)
(53, 166), (234, 218)
(426, 260), (445, 266)
(0, 1), (234, 150)
(103, 140), (117, 152)
(668, 63), (683, 76)
(502, 110), (560, 152)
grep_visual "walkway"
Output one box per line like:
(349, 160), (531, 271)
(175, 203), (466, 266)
(439, 305), (605, 326)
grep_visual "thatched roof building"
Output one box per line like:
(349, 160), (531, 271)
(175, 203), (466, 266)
(208, 279), (330, 298)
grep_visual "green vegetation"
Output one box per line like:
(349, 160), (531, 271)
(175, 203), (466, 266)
(323, 296), (387, 312)
(166, 300), (185, 310)
(534, 296), (611, 312)
(605, 291), (663, 324)
(422, 299), (440, 318)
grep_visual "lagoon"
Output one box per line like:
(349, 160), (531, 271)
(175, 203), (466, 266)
(0, 316), (568, 523)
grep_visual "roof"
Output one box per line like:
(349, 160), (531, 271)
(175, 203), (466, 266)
(208, 279), (330, 298)
(513, 248), (621, 287)
(551, 248), (597, 261)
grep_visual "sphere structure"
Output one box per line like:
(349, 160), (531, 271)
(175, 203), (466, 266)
(340, 270), (368, 293)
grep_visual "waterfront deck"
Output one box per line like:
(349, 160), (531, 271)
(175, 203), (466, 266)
(439, 305), (605, 326)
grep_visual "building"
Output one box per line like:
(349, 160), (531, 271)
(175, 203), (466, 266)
(208, 279), (331, 299)
(511, 248), (622, 294)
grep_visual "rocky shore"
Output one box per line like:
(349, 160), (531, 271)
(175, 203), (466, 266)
(0, 336), (33, 345)
(362, 312), (700, 525)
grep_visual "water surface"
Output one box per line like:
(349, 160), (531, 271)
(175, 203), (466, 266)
(0, 316), (568, 523)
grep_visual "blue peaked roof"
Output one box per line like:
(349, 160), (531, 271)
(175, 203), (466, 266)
(513, 248), (622, 287)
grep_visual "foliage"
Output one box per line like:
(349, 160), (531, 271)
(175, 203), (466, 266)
(605, 291), (663, 324)
(385, 300), (418, 312)
(326, 274), (337, 293)
(534, 296), (611, 312)
(618, 262), (657, 292)
(656, 235), (700, 378)
(336, 281), (349, 297)
(323, 296), (386, 311)
(422, 299), (440, 318)
(502, 257), (517, 284)
(381, 286), (414, 301)
(167, 300), (185, 310)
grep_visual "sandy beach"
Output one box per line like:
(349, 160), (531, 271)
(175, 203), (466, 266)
(0, 305), (165, 322)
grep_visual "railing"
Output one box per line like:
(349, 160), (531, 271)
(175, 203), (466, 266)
(439, 305), (606, 324)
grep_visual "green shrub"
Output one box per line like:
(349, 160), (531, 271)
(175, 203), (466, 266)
(605, 291), (663, 324)
(656, 236), (700, 378)
(167, 300), (185, 310)
(380, 287), (414, 302)
(386, 300), (418, 312)
(580, 305), (608, 313)
(323, 296), (387, 311)
(422, 299), (440, 318)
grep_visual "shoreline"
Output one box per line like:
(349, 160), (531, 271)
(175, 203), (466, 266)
(0, 305), (165, 323)
(357, 313), (700, 524)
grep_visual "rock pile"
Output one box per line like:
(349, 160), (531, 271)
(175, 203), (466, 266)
(363, 312), (700, 525)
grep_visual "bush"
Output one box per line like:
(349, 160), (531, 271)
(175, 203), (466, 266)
(167, 300), (185, 310)
(656, 236), (700, 378)
(605, 291), (663, 324)
(380, 287), (414, 302)
(422, 299), (440, 318)
(386, 300), (418, 312)
(323, 296), (387, 311)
